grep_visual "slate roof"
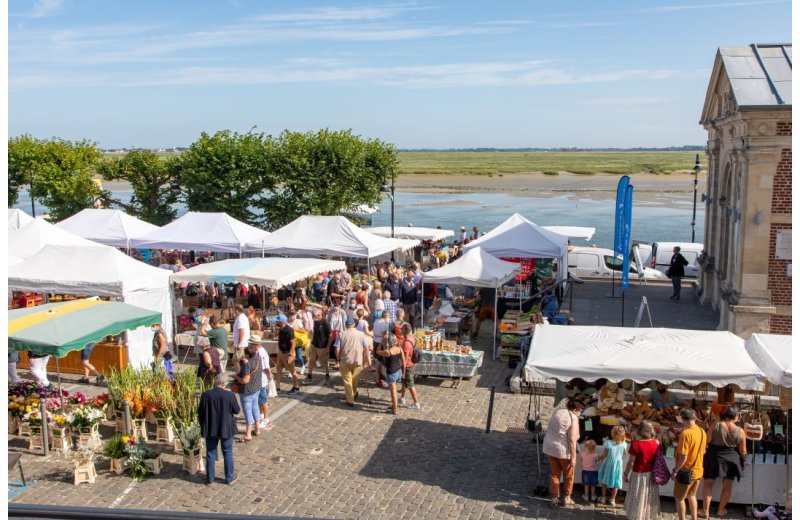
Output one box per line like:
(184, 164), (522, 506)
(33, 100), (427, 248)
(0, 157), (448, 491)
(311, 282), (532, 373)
(719, 44), (792, 107)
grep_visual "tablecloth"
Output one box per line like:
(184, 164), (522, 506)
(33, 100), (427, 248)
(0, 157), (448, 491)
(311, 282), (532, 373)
(414, 350), (483, 378)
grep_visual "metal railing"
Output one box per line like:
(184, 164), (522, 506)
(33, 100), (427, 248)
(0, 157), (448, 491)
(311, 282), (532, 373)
(8, 504), (323, 520)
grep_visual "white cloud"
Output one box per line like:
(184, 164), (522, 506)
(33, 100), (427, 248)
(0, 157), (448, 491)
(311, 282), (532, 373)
(9, 60), (681, 90)
(252, 5), (420, 23)
(28, 0), (63, 17)
(545, 22), (618, 28)
(583, 96), (670, 106)
(642, 0), (785, 12)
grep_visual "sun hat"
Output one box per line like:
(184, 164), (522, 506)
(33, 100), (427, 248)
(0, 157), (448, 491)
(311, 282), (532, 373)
(248, 334), (262, 345)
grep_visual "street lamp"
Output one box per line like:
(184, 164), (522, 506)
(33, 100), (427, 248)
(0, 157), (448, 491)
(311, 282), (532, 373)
(691, 153), (701, 243)
(380, 173), (396, 262)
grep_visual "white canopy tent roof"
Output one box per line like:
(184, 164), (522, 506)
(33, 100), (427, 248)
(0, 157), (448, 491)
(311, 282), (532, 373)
(543, 226), (596, 242)
(422, 247), (521, 288)
(744, 333), (792, 388)
(244, 215), (419, 259)
(8, 209), (34, 231)
(129, 212), (270, 254)
(171, 257), (346, 289)
(366, 226), (454, 241)
(524, 325), (766, 391)
(56, 209), (160, 249)
(7, 244), (174, 368)
(9, 218), (105, 260)
(462, 213), (568, 279)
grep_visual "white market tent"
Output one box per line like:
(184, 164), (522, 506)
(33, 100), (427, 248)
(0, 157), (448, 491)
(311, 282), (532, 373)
(8, 244), (174, 368)
(366, 226), (455, 241)
(422, 247), (521, 357)
(462, 213), (569, 281)
(56, 208), (160, 249)
(523, 325), (766, 391)
(170, 257), (347, 289)
(543, 226), (596, 242)
(130, 212), (270, 254)
(244, 215), (419, 260)
(9, 218), (104, 260)
(745, 333), (792, 388)
(8, 209), (34, 231)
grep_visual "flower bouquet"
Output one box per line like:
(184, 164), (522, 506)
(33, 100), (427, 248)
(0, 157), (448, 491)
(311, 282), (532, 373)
(66, 404), (104, 444)
(124, 436), (160, 481)
(49, 413), (71, 452)
(23, 408), (52, 451)
(179, 423), (204, 475)
(68, 437), (101, 485)
(103, 434), (130, 474)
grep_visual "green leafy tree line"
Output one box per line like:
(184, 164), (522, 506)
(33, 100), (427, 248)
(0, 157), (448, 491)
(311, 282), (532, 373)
(7, 129), (397, 228)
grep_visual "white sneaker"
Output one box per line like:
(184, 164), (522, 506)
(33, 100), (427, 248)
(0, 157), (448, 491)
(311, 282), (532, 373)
(582, 494), (588, 502)
(408, 403), (421, 410)
(315, 362), (322, 369)
(300, 366), (306, 375)
(608, 499), (616, 507)
(398, 397), (406, 405)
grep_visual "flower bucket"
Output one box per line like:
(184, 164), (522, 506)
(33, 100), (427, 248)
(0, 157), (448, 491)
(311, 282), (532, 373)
(76, 424), (101, 445)
(73, 461), (97, 485)
(173, 437), (184, 453)
(143, 454), (163, 475)
(113, 409), (129, 435)
(28, 425), (45, 451)
(145, 410), (157, 425)
(182, 446), (205, 476)
(18, 421), (31, 437)
(104, 404), (114, 422)
(8, 413), (19, 435)
(155, 418), (175, 444)
(132, 419), (148, 441)
(109, 457), (124, 475)
(50, 426), (72, 453)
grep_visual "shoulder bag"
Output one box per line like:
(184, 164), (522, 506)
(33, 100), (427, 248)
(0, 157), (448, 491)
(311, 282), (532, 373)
(651, 441), (671, 485)
(231, 358), (260, 394)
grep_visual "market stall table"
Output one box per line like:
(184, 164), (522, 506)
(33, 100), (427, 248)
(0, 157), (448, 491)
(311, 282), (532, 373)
(414, 350), (484, 387)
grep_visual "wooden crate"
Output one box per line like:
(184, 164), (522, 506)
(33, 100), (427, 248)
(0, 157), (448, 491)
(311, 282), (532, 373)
(16, 342), (128, 376)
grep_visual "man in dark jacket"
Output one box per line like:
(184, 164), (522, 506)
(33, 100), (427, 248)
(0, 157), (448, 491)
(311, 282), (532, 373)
(198, 372), (240, 485)
(668, 246), (690, 301)
(307, 309), (332, 385)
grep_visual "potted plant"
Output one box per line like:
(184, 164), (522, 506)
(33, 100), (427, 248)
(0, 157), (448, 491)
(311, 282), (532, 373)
(144, 379), (176, 444)
(124, 436), (161, 480)
(178, 423), (204, 475)
(103, 434), (129, 474)
(68, 438), (101, 485)
(49, 414), (72, 453)
(22, 408), (50, 451)
(66, 404), (104, 444)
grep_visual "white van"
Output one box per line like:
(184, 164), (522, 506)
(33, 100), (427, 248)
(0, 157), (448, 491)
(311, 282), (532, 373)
(567, 246), (666, 280)
(650, 242), (703, 278)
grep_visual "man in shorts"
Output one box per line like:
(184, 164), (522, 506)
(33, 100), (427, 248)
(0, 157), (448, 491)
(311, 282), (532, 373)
(398, 324), (421, 410)
(78, 342), (104, 384)
(252, 335), (274, 430)
(672, 408), (707, 520)
(275, 315), (300, 395)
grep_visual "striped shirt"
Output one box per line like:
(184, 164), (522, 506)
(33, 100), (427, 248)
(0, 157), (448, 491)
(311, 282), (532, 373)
(383, 299), (398, 322)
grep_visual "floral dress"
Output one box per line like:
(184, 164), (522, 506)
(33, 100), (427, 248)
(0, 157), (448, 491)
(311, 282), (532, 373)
(598, 439), (628, 489)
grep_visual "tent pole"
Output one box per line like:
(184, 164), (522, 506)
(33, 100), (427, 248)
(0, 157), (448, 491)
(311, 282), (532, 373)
(55, 356), (65, 413)
(493, 286), (498, 360)
(420, 281), (424, 330)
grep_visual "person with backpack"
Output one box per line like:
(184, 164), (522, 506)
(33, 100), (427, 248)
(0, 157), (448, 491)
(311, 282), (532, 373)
(398, 323), (421, 410)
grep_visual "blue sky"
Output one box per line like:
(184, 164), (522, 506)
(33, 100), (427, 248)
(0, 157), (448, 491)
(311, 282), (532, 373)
(8, 0), (792, 149)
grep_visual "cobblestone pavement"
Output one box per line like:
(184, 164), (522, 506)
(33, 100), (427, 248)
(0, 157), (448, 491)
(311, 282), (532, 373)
(10, 285), (750, 519)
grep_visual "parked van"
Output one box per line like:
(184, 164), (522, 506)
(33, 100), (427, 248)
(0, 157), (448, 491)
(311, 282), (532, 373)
(650, 242), (703, 278)
(567, 246), (666, 280)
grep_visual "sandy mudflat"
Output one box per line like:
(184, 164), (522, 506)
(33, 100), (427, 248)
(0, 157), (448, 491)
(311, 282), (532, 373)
(102, 171), (705, 205)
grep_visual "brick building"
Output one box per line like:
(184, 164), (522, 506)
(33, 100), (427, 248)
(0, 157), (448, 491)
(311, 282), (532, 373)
(698, 44), (792, 336)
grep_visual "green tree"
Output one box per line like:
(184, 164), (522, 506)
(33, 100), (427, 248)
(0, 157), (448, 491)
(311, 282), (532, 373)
(173, 130), (271, 225)
(8, 135), (103, 221)
(97, 149), (178, 225)
(260, 129), (396, 228)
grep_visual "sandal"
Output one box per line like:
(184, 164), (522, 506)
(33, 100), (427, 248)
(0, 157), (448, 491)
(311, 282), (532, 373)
(235, 437), (252, 443)
(385, 407), (397, 415)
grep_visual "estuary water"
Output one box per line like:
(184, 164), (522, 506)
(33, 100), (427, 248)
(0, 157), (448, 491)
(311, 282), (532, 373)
(13, 188), (704, 250)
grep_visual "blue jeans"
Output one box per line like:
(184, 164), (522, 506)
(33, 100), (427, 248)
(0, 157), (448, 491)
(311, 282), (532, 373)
(295, 347), (305, 368)
(205, 435), (234, 483)
(239, 392), (260, 426)
(671, 275), (682, 298)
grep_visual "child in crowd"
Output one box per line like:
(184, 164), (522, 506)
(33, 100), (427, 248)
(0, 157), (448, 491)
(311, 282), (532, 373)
(580, 439), (600, 502)
(597, 425), (628, 507)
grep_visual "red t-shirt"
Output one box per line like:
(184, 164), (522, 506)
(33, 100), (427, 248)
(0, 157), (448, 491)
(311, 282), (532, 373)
(629, 439), (660, 473)
(402, 337), (416, 368)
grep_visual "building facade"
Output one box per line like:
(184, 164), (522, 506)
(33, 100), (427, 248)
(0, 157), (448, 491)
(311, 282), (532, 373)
(698, 44), (792, 336)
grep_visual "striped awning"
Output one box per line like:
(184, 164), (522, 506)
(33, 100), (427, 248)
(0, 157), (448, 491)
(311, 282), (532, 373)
(9, 297), (162, 357)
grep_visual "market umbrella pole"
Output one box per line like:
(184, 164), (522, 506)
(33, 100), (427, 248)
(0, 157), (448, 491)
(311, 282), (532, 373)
(55, 356), (65, 413)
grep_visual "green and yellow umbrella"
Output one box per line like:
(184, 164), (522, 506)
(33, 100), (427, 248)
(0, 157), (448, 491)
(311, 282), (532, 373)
(9, 297), (161, 357)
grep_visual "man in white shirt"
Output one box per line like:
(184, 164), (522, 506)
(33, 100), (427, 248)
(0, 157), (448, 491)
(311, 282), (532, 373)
(231, 304), (250, 372)
(253, 336), (274, 431)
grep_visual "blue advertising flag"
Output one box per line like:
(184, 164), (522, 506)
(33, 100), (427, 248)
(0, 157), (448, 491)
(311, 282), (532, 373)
(614, 176), (630, 256)
(621, 184), (634, 291)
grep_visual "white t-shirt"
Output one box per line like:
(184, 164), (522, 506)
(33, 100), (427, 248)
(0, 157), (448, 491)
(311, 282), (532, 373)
(372, 319), (391, 343)
(256, 347), (269, 388)
(232, 313), (250, 349)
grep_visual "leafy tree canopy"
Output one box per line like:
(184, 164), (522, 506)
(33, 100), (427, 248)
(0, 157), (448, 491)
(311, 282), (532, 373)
(8, 135), (103, 222)
(172, 129), (271, 225)
(97, 149), (178, 225)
